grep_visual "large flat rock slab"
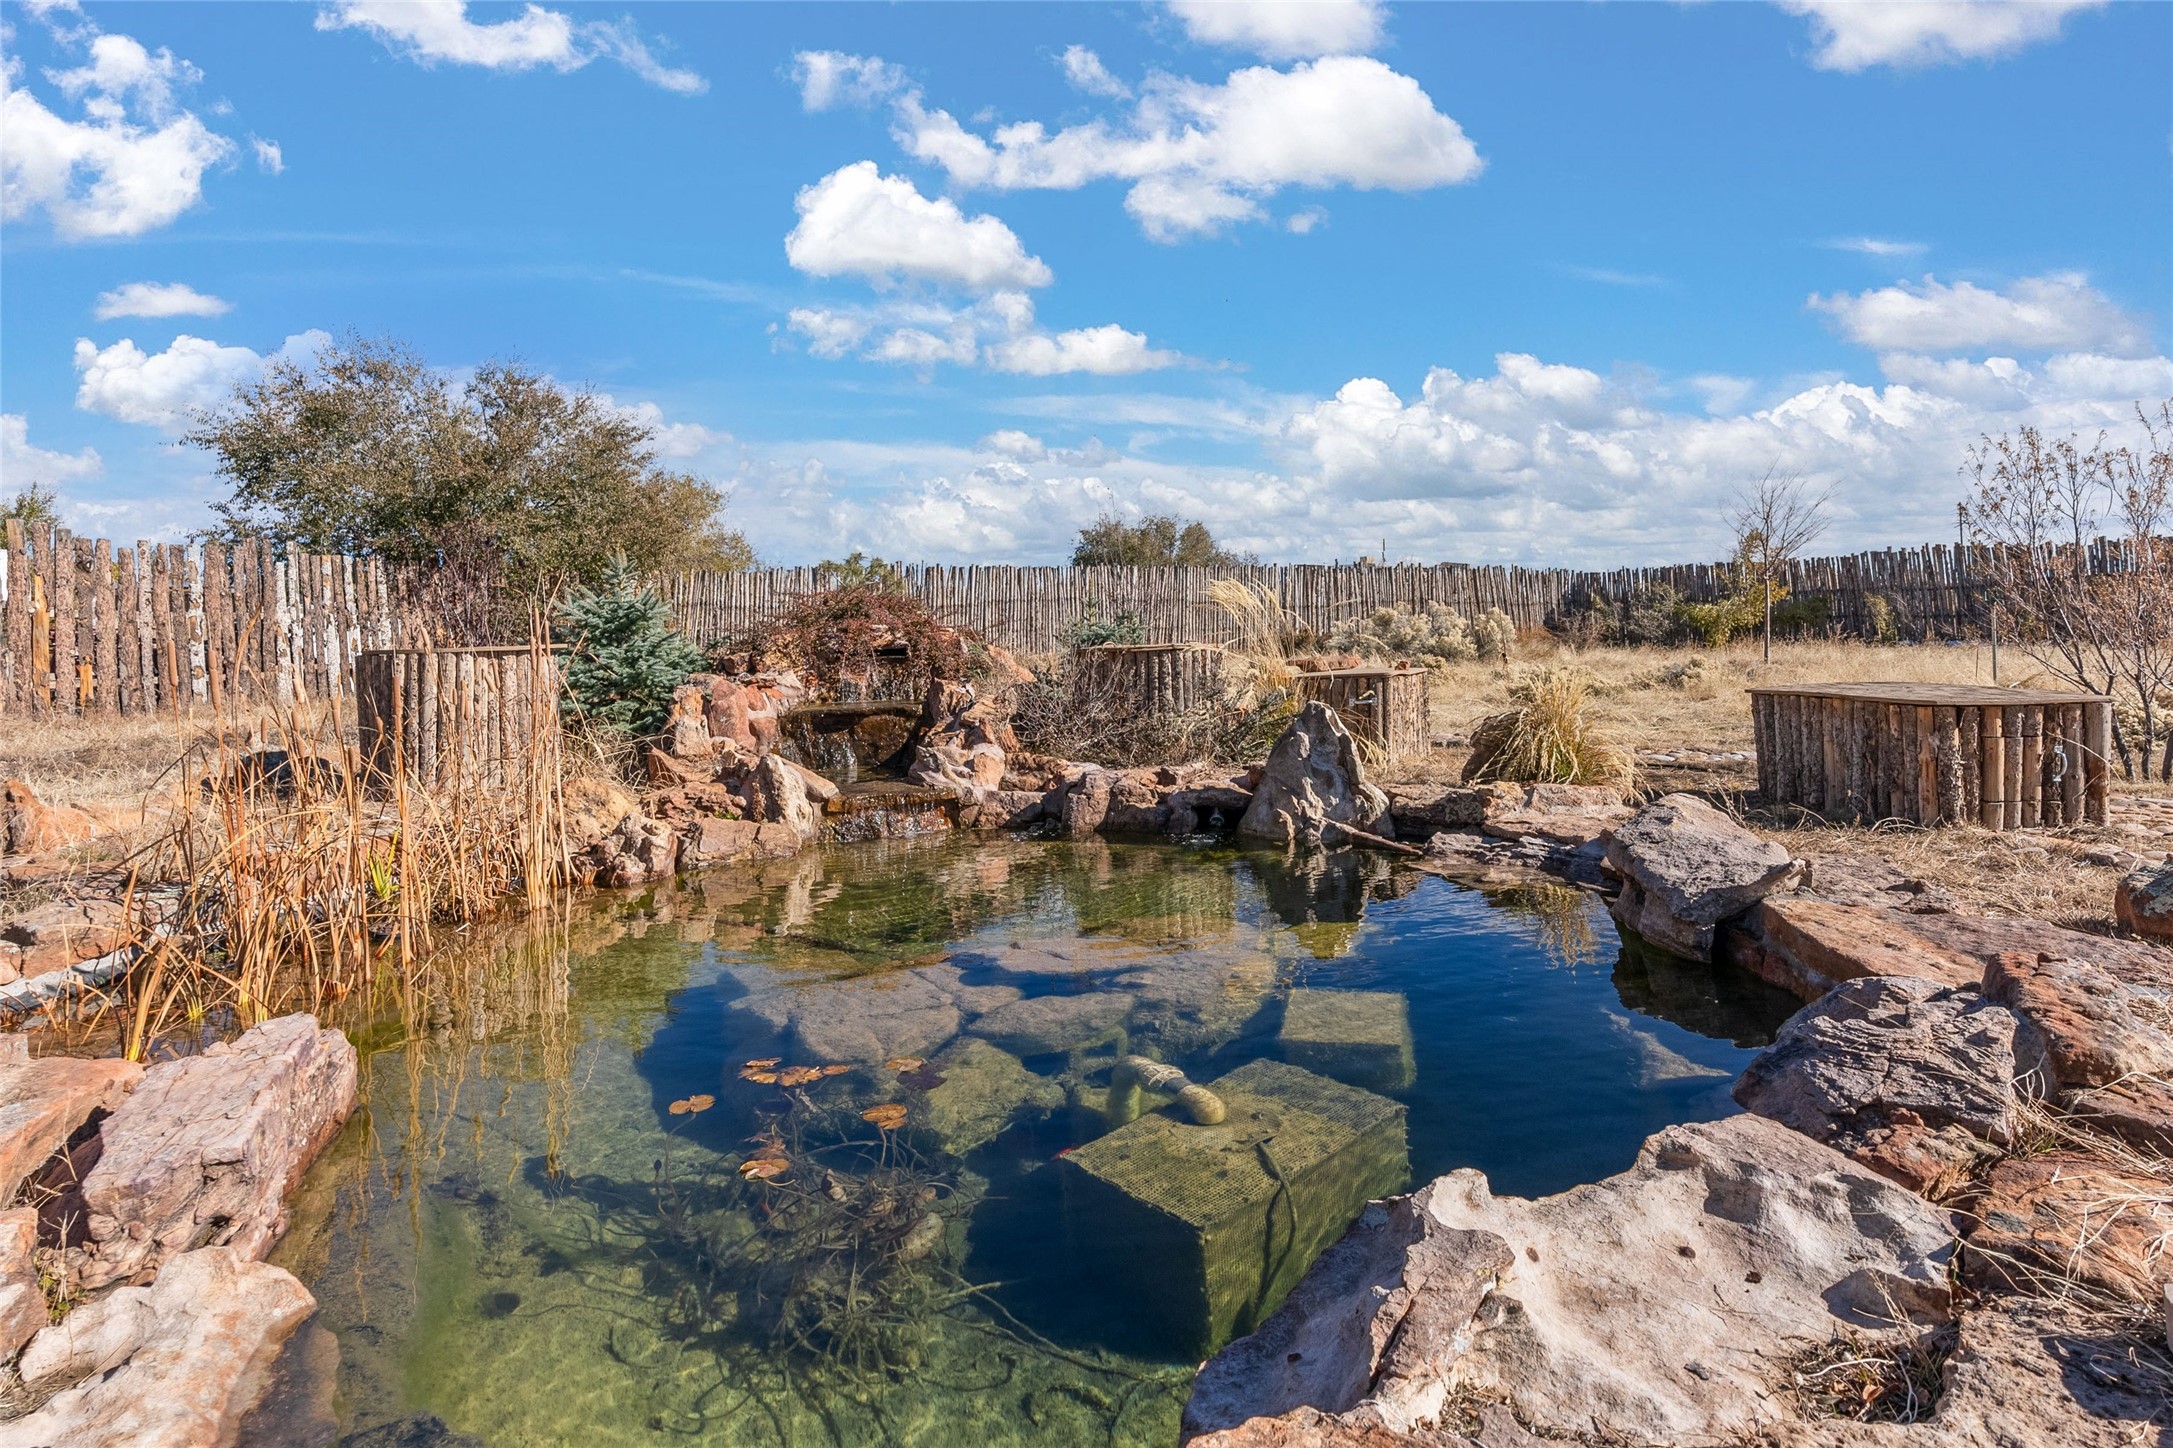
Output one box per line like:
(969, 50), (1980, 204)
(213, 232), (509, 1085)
(1963, 1152), (2170, 1304)
(1733, 975), (2020, 1197)
(1749, 898), (1982, 1000)
(0, 1054), (141, 1203)
(69, 1015), (355, 1291)
(1187, 1114), (1955, 1447)
(1983, 949), (2173, 1090)
(0, 1206), (44, 1361)
(1605, 794), (1801, 960)
(0, 1246), (314, 1448)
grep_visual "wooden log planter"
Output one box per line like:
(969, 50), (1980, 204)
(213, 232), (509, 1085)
(1074, 643), (1227, 716)
(1295, 665), (1432, 766)
(355, 645), (562, 791)
(1748, 682), (2111, 829)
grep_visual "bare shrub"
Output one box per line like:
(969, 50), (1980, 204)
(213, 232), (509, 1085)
(1967, 399), (2173, 779)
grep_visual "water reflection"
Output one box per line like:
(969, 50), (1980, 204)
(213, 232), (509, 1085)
(262, 835), (1796, 1448)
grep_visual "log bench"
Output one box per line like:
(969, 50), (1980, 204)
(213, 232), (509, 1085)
(1748, 682), (2111, 828)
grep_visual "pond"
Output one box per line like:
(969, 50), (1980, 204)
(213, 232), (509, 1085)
(247, 834), (1800, 1448)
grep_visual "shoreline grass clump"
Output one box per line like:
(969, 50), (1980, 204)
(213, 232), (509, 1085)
(1461, 666), (1635, 795)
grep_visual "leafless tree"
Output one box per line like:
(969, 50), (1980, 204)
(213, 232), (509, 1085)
(1729, 467), (1830, 662)
(1964, 400), (2173, 779)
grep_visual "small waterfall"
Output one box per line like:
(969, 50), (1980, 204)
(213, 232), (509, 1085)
(775, 702), (920, 784)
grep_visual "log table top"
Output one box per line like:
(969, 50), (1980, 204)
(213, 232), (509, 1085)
(1747, 681), (2110, 707)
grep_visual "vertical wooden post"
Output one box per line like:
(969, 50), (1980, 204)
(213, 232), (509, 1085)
(2084, 699), (2111, 825)
(1979, 703), (2005, 828)
(1958, 705), (1981, 823)
(2, 519), (26, 715)
(92, 537), (118, 713)
(1914, 706), (1938, 826)
(2019, 705), (2043, 829)
(2002, 705), (2024, 830)
(2059, 703), (2085, 827)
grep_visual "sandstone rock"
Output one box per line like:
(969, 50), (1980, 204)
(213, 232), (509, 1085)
(1983, 950), (2173, 1090)
(2065, 1075), (2173, 1153)
(1796, 852), (1959, 913)
(1732, 975), (2019, 1196)
(561, 775), (637, 854)
(1, 1247), (315, 1448)
(784, 759), (840, 805)
(643, 746), (716, 788)
(0, 1207), (45, 1361)
(1059, 769), (1115, 838)
(1190, 1115), (1954, 1446)
(1185, 1195), (1512, 1440)
(1384, 782), (1515, 834)
(1238, 702), (1391, 846)
(17, 1283), (156, 1391)
(1604, 793), (1801, 960)
(683, 817), (802, 866)
(703, 675), (757, 752)
(2, 897), (134, 964)
(70, 1015), (356, 1291)
(2, 779), (100, 856)
(596, 811), (678, 886)
(970, 992), (1132, 1056)
(2115, 860), (2173, 942)
(919, 1038), (1063, 1155)
(1187, 1405), (1480, 1447)
(663, 682), (715, 759)
(958, 788), (1047, 830)
(1750, 898), (1983, 1001)
(0, 1054), (141, 1203)
(1925, 1298), (2173, 1448)
(746, 754), (821, 839)
(1103, 772), (1174, 834)
(1965, 1152), (2170, 1303)
(1911, 912), (2170, 980)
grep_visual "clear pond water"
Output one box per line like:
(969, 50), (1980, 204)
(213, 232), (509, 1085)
(251, 835), (1800, 1448)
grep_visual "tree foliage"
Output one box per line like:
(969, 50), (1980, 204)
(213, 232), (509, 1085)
(556, 555), (706, 736)
(2, 483), (61, 531)
(1071, 514), (1249, 567)
(186, 334), (752, 618)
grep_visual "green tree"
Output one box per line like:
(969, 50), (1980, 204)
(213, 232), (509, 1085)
(1071, 514), (1250, 567)
(818, 550), (907, 589)
(187, 334), (751, 611)
(556, 554), (705, 735)
(2, 483), (62, 531)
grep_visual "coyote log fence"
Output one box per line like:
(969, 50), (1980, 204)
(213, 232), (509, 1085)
(2, 523), (2155, 717)
(1, 521), (401, 718)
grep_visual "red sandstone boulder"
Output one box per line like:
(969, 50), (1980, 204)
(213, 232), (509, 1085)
(1964, 1151), (2170, 1303)
(69, 1015), (356, 1290)
(0, 1206), (44, 1361)
(0, 1054), (141, 1203)
(2115, 860), (2173, 942)
(1747, 898), (1982, 1000)
(2, 779), (100, 857)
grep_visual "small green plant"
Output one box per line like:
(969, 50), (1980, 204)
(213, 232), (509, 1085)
(818, 550), (907, 590)
(1063, 601), (1145, 647)
(557, 553), (704, 735)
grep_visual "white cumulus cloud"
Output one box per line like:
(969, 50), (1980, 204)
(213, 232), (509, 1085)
(785, 161), (1053, 292)
(1167, 1), (1386, 60)
(1, 414), (104, 492)
(93, 281), (231, 320)
(73, 329), (330, 431)
(987, 324), (1183, 377)
(251, 136), (283, 173)
(1808, 273), (2148, 355)
(1779, 1), (2105, 72)
(795, 50), (911, 111)
(1059, 45), (1131, 99)
(804, 49), (1481, 241)
(2, 31), (235, 239)
(317, 1), (704, 93)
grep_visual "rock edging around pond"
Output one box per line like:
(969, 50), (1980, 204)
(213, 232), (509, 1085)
(1183, 791), (2173, 1447)
(0, 1014), (354, 1448)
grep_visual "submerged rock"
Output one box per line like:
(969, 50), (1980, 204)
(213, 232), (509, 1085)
(69, 1015), (356, 1291)
(1733, 975), (2020, 1197)
(969, 992), (1132, 1056)
(1238, 702), (1391, 846)
(2, 1246), (315, 1448)
(919, 1038), (1063, 1155)
(1604, 793), (1801, 961)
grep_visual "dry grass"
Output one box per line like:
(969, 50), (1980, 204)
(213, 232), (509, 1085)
(1462, 666), (1635, 794)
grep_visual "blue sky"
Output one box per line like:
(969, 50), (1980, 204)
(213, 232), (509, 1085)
(3, 0), (2168, 565)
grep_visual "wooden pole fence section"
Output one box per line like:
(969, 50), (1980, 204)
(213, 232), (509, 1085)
(356, 646), (561, 791)
(1, 528), (2157, 718)
(0, 529), (398, 718)
(1750, 683), (2110, 829)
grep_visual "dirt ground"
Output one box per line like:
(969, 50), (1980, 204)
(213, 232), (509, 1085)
(1410, 638), (2173, 933)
